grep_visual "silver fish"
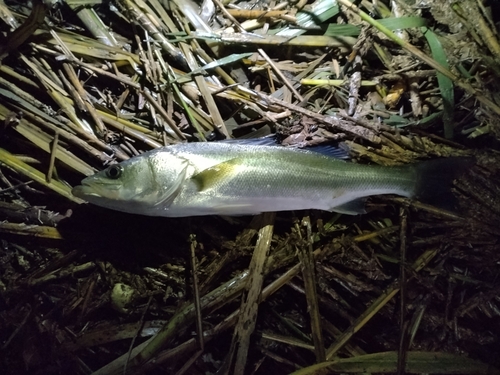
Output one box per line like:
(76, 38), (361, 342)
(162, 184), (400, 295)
(71, 141), (467, 217)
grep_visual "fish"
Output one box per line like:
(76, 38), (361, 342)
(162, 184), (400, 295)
(71, 140), (469, 217)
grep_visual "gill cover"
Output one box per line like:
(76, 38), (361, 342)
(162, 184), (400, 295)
(72, 149), (190, 215)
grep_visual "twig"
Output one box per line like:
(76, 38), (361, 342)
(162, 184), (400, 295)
(258, 48), (304, 102)
(296, 217), (326, 362)
(46, 131), (58, 183)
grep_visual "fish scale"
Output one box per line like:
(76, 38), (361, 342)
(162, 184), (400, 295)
(72, 140), (467, 217)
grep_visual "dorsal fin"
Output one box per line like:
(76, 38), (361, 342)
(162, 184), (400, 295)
(220, 136), (350, 159)
(306, 144), (350, 159)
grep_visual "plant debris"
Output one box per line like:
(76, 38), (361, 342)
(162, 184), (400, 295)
(0, 0), (500, 374)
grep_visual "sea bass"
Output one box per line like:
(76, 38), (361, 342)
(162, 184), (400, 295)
(71, 141), (467, 217)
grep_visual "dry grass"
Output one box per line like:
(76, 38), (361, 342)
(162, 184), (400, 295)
(0, 1), (500, 374)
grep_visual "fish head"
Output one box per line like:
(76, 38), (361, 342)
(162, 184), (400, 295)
(72, 150), (189, 215)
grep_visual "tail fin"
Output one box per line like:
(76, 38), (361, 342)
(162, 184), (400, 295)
(413, 157), (473, 210)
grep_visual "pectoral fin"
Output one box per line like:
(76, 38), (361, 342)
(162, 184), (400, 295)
(192, 158), (242, 191)
(331, 198), (367, 215)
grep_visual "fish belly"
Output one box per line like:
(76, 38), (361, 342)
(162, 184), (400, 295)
(157, 176), (413, 217)
(153, 144), (416, 217)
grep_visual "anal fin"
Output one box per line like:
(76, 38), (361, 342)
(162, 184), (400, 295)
(331, 198), (367, 215)
(213, 204), (257, 216)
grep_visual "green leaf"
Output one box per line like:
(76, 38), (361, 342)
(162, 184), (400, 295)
(324, 24), (361, 37)
(175, 52), (253, 81)
(422, 27), (454, 139)
(313, 0), (340, 23)
(383, 115), (410, 127)
(415, 111), (443, 126)
(277, 0), (339, 37)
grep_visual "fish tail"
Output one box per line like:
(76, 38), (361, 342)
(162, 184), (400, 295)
(413, 157), (473, 209)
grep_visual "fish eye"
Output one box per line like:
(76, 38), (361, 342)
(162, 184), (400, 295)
(106, 165), (123, 179)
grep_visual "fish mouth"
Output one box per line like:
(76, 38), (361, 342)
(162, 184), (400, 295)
(72, 184), (100, 199)
(72, 180), (121, 200)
